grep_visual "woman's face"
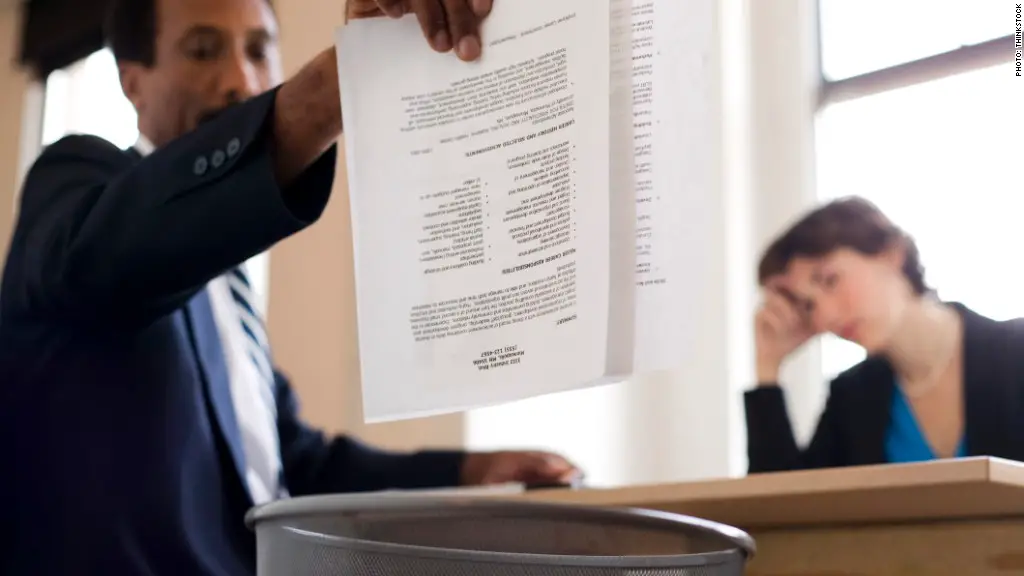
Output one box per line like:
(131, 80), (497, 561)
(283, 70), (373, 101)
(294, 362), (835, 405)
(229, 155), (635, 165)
(772, 246), (913, 353)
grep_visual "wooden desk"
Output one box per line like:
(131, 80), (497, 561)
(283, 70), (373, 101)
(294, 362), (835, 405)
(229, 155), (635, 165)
(519, 457), (1024, 575)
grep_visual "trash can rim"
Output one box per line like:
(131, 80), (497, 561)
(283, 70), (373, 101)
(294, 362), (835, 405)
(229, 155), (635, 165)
(244, 493), (756, 561)
(274, 524), (749, 569)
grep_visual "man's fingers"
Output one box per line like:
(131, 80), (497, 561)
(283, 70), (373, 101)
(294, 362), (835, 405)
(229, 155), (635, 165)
(371, 0), (488, 60)
(530, 453), (577, 482)
(440, 0), (480, 60)
(470, 0), (492, 18)
(409, 0), (451, 52)
(374, 0), (405, 18)
(542, 453), (575, 474)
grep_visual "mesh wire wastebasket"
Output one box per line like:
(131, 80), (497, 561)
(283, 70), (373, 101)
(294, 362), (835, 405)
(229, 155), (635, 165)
(245, 493), (755, 575)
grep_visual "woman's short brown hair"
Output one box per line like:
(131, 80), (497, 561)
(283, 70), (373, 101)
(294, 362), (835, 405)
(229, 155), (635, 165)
(757, 196), (928, 295)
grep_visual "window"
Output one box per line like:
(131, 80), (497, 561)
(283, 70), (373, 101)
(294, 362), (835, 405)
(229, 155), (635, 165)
(39, 48), (271, 313)
(42, 49), (138, 148)
(814, 6), (1019, 377)
(818, 0), (1008, 80)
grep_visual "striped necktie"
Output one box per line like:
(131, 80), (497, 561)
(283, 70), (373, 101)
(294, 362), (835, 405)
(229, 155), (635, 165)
(227, 265), (277, 417)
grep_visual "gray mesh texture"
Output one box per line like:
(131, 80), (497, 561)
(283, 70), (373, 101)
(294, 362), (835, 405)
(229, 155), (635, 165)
(248, 495), (754, 576)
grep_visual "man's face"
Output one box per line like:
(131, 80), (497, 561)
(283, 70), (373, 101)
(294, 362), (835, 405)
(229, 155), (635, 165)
(120, 0), (282, 146)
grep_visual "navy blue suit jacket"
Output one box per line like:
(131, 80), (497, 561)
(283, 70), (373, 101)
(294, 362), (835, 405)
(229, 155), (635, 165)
(0, 89), (465, 575)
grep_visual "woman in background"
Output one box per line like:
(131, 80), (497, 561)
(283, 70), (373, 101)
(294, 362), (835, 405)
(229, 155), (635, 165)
(745, 196), (1024, 473)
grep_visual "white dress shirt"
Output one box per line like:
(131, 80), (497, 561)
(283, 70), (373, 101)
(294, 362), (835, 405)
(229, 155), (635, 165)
(135, 135), (284, 505)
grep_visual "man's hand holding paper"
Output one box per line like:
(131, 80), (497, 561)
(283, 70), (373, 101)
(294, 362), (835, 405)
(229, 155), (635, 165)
(272, 0), (493, 186)
(346, 0), (492, 60)
(337, 0), (718, 422)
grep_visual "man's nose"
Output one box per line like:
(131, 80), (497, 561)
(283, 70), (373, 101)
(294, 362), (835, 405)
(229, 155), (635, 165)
(220, 54), (260, 104)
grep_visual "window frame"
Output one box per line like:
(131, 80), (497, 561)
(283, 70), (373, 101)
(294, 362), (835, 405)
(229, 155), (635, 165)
(813, 1), (1016, 109)
(811, 5), (1017, 379)
(819, 35), (1015, 107)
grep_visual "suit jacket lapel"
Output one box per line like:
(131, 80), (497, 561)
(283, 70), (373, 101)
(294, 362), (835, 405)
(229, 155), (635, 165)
(184, 289), (250, 497)
(957, 303), (1012, 458)
(125, 144), (254, 497)
(852, 356), (895, 465)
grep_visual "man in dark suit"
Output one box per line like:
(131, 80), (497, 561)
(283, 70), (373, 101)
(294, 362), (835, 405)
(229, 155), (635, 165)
(0, 0), (580, 574)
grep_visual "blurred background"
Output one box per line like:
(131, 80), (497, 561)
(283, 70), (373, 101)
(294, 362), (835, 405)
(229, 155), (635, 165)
(0, 0), (1019, 487)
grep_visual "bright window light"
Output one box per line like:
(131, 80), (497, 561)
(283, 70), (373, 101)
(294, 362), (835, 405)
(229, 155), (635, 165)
(818, 0), (1009, 80)
(41, 49), (139, 148)
(815, 63), (1021, 377)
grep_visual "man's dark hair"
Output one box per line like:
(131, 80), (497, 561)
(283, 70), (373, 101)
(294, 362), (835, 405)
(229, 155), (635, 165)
(104, 0), (159, 66)
(757, 196), (929, 295)
(103, 0), (275, 66)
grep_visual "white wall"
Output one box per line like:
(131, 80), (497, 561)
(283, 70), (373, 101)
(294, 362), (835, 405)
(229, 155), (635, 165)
(746, 0), (825, 447)
(0, 3), (38, 253)
(466, 0), (825, 486)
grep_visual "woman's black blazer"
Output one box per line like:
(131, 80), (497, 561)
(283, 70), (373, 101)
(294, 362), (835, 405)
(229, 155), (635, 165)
(744, 303), (1024, 473)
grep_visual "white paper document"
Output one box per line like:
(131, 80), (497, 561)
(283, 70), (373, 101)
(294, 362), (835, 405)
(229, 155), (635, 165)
(628, 0), (716, 372)
(335, 0), (713, 422)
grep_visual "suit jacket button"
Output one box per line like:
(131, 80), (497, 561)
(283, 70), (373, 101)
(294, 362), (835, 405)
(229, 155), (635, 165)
(211, 149), (226, 168)
(194, 156), (208, 175)
(227, 138), (241, 157)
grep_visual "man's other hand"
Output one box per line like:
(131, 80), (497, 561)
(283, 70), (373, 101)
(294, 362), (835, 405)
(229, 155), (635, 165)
(345, 0), (493, 61)
(460, 450), (582, 487)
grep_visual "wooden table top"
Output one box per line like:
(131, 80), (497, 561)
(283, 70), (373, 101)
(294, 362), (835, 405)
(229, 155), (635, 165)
(516, 457), (1024, 529)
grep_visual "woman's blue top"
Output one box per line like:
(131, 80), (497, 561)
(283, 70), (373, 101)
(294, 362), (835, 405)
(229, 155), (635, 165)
(885, 383), (966, 463)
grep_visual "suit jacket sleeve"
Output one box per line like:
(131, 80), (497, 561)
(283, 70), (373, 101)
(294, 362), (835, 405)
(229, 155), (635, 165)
(9, 87), (334, 327)
(273, 370), (467, 495)
(744, 382), (845, 473)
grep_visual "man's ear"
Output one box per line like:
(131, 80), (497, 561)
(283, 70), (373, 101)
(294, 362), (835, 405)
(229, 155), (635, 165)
(118, 62), (146, 115)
